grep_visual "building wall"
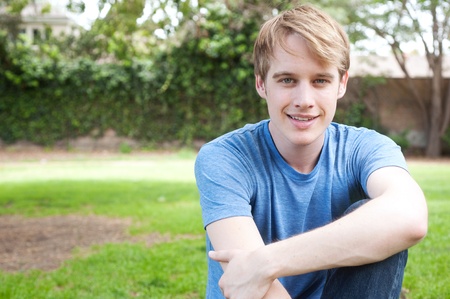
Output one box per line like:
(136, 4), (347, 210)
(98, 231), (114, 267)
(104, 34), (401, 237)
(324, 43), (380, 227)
(343, 77), (450, 148)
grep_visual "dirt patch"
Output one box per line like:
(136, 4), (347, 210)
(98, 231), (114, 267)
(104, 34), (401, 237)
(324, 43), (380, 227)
(0, 149), (201, 273)
(0, 215), (184, 272)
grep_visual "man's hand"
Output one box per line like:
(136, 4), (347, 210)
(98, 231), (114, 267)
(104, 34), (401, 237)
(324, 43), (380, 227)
(209, 249), (275, 299)
(206, 217), (292, 298)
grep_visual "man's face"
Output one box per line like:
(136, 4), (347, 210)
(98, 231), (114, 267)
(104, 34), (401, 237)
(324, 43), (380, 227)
(255, 33), (348, 151)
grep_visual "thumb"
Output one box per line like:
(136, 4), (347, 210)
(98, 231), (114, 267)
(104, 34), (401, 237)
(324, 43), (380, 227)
(208, 250), (232, 262)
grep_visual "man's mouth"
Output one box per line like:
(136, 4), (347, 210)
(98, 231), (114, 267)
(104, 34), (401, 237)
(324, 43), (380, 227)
(288, 115), (317, 121)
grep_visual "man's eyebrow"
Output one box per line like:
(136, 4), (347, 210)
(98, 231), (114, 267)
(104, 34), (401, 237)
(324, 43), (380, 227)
(271, 72), (336, 79)
(272, 71), (295, 79)
(317, 72), (336, 79)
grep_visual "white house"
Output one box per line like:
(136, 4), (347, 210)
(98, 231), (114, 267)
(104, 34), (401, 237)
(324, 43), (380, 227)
(18, 0), (78, 42)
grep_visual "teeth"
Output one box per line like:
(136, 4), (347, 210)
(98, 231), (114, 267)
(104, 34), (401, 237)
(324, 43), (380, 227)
(290, 115), (314, 121)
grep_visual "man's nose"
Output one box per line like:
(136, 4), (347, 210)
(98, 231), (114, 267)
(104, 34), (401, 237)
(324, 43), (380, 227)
(292, 83), (314, 109)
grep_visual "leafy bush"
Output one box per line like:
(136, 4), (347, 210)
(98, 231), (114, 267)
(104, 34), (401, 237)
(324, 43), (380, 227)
(0, 10), (268, 147)
(441, 127), (450, 155)
(389, 130), (411, 153)
(334, 101), (374, 128)
(334, 75), (386, 132)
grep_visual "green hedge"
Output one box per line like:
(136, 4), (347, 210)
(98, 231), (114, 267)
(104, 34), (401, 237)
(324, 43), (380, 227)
(0, 35), (268, 146)
(0, 21), (375, 148)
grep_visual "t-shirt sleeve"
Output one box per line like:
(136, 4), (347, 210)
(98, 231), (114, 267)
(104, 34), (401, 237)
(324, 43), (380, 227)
(350, 129), (408, 196)
(195, 143), (254, 229)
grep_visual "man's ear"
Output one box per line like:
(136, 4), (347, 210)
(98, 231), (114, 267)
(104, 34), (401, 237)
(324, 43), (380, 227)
(337, 71), (349, 99)
(255, 75), (267, 99)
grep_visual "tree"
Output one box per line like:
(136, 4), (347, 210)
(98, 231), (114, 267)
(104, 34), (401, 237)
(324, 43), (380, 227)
(0, 0), (27, 38)
(344, 0), (450, 157)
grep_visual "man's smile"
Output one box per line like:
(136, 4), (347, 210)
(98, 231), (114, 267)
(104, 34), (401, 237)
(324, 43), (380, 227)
(287, 114), (319, 121)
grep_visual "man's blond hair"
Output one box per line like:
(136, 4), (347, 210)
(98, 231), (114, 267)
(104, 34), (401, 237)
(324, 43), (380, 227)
(253, 4), (350, 80)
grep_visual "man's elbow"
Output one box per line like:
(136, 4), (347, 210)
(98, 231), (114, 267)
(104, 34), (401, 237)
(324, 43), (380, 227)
(409, 216), (428, 244)
(404, 202), (428, 246)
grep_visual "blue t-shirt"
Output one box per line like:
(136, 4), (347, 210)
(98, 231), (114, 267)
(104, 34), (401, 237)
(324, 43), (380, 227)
(194, 120), (407, 299)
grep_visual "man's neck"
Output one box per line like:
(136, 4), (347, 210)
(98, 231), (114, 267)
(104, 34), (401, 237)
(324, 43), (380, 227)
(282, 145), (322, 174)
(269, 124), (325, 174)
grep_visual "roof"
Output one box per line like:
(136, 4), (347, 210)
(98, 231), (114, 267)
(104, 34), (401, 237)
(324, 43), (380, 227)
(349, 55), (450, 78)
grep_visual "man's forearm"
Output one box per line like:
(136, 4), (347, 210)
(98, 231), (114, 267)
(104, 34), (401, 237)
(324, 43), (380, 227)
(259, 195), (426, 280)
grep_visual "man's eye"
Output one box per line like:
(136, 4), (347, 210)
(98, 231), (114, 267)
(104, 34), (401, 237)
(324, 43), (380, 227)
(314, 79), (328, 84)
(281, 78), (294, 84)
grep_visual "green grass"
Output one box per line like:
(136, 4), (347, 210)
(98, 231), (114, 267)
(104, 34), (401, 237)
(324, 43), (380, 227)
(0, 180), (202, 235)
(403, 162), (450, 299)
(0, 152), (207, 299)
(0, 155), (449, 298)
(0, 240), (206, 299)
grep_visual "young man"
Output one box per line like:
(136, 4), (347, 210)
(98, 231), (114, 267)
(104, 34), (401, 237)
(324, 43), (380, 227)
(195, 4), (428, 299)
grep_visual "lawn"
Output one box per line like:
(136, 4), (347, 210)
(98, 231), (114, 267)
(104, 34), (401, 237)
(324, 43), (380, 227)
(403, 161), (450, 299)
(0, 152), (448, 299)
(0, 151), (207, 299)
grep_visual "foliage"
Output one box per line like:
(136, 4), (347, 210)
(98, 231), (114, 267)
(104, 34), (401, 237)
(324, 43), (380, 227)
(0, 25), (264, 146)
(334, 101), (373, 128)
(153, 2), (269, 144)
(441, 126), (450, 155)
(388, 130), (411, 153)
(0, 1), (276, 146)
(335, 76), (387, 129)
(0, 34), (173, 145)
(0, 0), (29, 14)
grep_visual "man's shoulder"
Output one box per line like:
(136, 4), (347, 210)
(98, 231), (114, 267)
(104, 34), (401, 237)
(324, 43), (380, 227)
(327, 122), (383, 142)
(196, 120), (271, 174)
(328, 122), (373, 134)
